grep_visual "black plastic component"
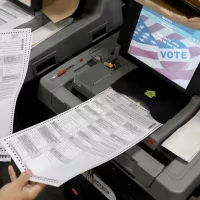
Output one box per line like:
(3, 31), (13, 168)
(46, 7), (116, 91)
(63, 175), (108, 200)
(35, 57), (56, 76)
(191, 184), (200, 198)
(72, 0), (86, 17)
(112, 68), (190, 123)
(94, 161), (154, 200)
(180, 0), (200, 15)
(31, 0), (42, 10)
(87, 59), (97, 67)
(91, 24), (108, 42)
(152, 146), (177, 166)
(63, 162), (155, 200)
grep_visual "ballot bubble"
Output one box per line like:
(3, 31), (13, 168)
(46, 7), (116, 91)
(158, 40), (190, 73)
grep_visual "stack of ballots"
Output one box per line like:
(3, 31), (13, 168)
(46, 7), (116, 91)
(0, 0), (80, 162)
(0, 29), (32, 161)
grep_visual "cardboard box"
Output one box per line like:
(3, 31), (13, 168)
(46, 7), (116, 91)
(135, 0), (200, 29)
(42, 0), (80, 23)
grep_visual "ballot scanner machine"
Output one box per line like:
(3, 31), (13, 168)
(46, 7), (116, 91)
(14, 0), (123, 83)
(10, 0), (123, 130)
(38, 1), (200, 200)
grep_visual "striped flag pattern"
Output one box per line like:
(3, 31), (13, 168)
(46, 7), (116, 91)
(128, 13), (200, 89)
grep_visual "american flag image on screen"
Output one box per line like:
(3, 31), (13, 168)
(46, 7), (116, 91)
(128, 8), (200, 89)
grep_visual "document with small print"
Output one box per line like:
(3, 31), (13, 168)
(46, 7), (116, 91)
(2, 87), (162, 185)
(0, 0), (34, 29)
(0, 29), (32, 161)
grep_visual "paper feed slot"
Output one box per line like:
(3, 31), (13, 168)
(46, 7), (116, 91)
(115, 146), (164, 187)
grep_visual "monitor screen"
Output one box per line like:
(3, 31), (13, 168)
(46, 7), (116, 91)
(18, 0), (31, 7)
(128, 6), (200, 89)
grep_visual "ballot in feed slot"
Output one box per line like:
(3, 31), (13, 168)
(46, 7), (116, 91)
(2, 86), (162, 187)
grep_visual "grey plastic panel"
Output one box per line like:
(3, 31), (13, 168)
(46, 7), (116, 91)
(38, 31), (200, 200)
(73, 56), (134, 99)
(21, 0), (123, 83)
(38, 32), (122, 112)
(38, 72), (61, 108)
(51, 87), (82, 114)
(114, 148), (200, 200)
(17, 11), (49, 31)
(143, 152), (200, 200)
(116, 146), (164, 187)
(143, 95), (200, 150)
(77, 63), (112, 86)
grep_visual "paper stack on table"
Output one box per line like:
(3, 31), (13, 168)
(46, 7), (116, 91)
(162, 111), (200, 162)
(0, 29), (32, 161)
(1, 87), (162, 186)
(0, 0), (34, 29)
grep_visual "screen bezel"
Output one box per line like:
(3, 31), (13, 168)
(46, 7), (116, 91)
(118, 0), (200, 97)
(10, 0), (42, 14)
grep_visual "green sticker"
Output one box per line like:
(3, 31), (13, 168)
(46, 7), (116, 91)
(145, 90), (156, 98)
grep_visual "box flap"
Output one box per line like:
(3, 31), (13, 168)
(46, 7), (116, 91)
(42, 0), (80, 23)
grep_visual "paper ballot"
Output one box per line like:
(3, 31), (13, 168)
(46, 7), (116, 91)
(0, 29), (32, 161)
(162, 111), (200, 162)
(2, 87), (161, 186)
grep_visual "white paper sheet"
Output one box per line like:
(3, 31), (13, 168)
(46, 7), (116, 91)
(0, 155), (11, 162)
(0, 149), (10, 162)
(0, 0), (34, 29)
(162, 111), (200, 162)
(32, 17), (74, 48)
(0, 152), (10, 161)
(0, 29), (32, 159)
(1, 87), (161, 186)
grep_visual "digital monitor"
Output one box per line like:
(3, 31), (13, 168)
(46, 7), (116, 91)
(119, 1), (200, 96)
(128, 6), (200, 89)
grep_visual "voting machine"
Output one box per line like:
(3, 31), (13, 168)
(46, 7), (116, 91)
(13, 0), (123, 83)
(38, 1), (200, 200)
(11, 0), (123, 130)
